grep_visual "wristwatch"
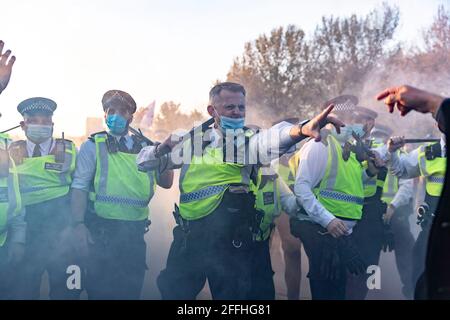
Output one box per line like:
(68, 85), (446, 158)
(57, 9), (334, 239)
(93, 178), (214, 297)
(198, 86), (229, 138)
(298, 119), (310, 138)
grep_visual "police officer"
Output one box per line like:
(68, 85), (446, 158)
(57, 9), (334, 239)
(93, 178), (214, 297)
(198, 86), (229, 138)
(288, 99), (372, 300)
(272, 118), (303, 300)
(375, 125), (416, 299)
(345, 106), (384, 300)
(71, 90), (173, 299)
(11, 97), (79, 299)
(248, 161), (282, 299)
(0, 40), (26, 300)
(137, 82), (343, 300)
(0, 133), (25, 299)
(386, 132), (446, 298)
(346, 117), (415, 300)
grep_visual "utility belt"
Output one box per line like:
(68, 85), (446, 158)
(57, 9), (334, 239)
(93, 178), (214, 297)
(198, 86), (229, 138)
(85, 204), (151, 245)
(173, 187), (264, 251)
(294, 207), (357, 224)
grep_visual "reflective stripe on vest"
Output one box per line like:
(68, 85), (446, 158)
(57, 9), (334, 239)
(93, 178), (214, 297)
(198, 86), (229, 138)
(418, 144), (446, 197)
(89, 134), (155, 221)
(16, 140), (76, 205)
(318, 190), (364, 205)
(315, 135), (364, 220)
(180, 184), (229, 203)
(179, 130), (256, 220)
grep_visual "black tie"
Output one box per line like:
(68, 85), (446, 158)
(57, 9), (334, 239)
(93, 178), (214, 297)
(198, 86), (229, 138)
(118, 137), (128, 153)
(32, 144), (41, 157)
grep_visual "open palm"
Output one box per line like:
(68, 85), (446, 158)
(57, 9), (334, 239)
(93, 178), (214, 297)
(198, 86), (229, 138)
(0, 41), (16, 94)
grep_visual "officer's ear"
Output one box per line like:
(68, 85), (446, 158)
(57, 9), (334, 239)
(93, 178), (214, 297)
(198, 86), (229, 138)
(207, 105), (215, 117)
(20, 121), (26, 131)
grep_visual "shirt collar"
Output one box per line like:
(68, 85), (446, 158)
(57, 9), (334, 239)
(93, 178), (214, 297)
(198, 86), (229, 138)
(26, 138), (53, 156)
(107, 130), (131, 142)
(27, 137), (52, 149)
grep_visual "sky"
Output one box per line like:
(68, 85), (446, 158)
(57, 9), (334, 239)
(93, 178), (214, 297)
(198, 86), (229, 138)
(0, 0), (448, 136)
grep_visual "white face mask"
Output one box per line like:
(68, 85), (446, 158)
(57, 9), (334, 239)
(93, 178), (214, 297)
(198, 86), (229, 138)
(25, 124), (53, 144)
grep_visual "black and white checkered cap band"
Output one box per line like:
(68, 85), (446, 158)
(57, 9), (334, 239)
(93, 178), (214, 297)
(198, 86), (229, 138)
(332, 99), (356, 113)
(21, 102), (54, 114)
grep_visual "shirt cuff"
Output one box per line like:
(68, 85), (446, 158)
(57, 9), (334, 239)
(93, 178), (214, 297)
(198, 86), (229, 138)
(279, 124), (297, 151)
(316, 213), (335, 229)
(70, 181), (90, 192)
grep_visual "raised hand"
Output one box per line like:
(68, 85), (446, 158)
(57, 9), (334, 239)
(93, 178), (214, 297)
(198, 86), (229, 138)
(302, 104), (345, 142)
(0, 41), (16, 94)
(376, 85), (444, 117)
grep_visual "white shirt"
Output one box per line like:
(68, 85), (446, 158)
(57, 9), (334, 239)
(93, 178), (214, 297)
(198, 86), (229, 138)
(287, 137), (370, 232)
(137, 121), (298, 170)
(386, 135), (446, 180)
(26, 138), (55, 157)
(390, 178), (414, 208)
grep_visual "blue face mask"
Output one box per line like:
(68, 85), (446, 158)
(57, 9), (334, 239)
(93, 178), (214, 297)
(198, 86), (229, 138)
(106, 114), (128, 135)
(348, 124), (365, 138)
(219, 115), (245, 131)
(26, 124), (53, 144)
(331, 126), (352, 144)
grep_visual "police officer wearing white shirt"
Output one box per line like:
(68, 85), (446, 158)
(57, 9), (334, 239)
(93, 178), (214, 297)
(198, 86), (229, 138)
(287, 100), (373, 300)
(136, 82), (343, 300)
(384, 131), (446, 298)
(12, 97), (80, 299)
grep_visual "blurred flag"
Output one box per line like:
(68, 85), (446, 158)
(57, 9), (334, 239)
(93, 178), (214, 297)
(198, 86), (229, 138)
(140, 100), (156, 128)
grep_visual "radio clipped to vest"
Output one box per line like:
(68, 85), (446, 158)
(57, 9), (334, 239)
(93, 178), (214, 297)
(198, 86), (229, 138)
(105, 134), (119, 154)
(0, 138), (10, 178)
(425, 143), (442, 161)
(102, 127), (153, 155)
(54, 132), (66, 163)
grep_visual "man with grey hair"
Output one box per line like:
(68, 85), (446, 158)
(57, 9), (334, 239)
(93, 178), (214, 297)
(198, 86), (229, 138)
(137, 81), (344, 299)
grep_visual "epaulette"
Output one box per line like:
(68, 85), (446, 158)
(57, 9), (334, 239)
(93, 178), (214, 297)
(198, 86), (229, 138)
(88, 131), (108, 142)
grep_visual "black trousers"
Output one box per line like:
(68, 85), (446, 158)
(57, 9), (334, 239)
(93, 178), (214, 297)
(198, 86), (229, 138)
(291, 219), (347, 300)
(346, 200), (385, 300)
(157, 192), (255, 300)
(85, 213), (148, 300)
(0, 239), (20, 299)
(17, 194), (80, 300)
(247, 239), (275, 300)
(412, 224), (431, 296)
(347, 200), (416, 300)
(390, 205), (415, 299)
